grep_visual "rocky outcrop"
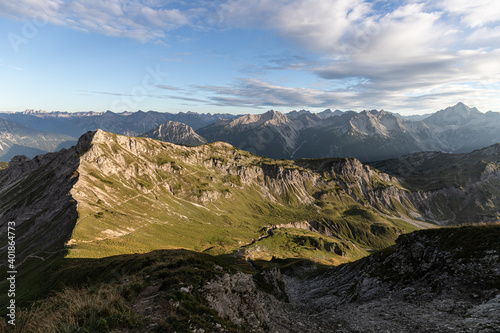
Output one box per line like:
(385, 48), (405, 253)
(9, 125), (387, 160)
(203, 226), (500, 333)
(203, 269), (331, 333)
(141, 120), (207, 146)
(284, 225), (500, 333)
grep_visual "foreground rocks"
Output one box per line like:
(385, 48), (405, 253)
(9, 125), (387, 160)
(204, 226), (500, 332)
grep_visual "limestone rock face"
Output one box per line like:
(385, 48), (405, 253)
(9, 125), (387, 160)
(141, 121), (207, 146)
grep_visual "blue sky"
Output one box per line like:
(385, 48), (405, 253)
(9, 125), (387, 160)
(1, 0), (500, 115)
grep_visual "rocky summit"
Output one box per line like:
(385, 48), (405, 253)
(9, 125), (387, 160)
(141, 120), (207, 146)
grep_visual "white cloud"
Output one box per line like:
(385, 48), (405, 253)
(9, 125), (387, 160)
(0, 0), (192, 41)
(361, 4), (450, 61)
(439, 0), (500, 28)
(216, 0), (372, 54)
(0, 0), (62, 22)
(466, 26), (500, 47)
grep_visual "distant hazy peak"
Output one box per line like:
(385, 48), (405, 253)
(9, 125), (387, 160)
(442, 102), (481, 116)
(423, 102), (482, 127)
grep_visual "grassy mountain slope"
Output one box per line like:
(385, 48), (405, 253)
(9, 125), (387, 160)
(68, 130), (424, 260)
(0, 129), (434, 328)
(0, 129), (429, 273)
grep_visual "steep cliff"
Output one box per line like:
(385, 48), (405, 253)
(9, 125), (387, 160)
(0, 131), (94, 266)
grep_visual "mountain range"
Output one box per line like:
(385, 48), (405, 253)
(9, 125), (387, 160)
(0, 118), (75, 161)
(2, 129), (500, 269)
(2, 102), (500, 163)
(198, 102), (500, 161)
(0, 129), (499, 331)
(0, 110), (235, 160)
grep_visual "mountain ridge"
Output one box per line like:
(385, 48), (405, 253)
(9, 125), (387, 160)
(1, 129), (435, 268)
(198, 103), (500, 161)
(1, 130), (499, 332)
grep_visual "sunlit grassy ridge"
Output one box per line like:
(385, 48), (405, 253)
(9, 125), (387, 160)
(66, 130), (424, 260)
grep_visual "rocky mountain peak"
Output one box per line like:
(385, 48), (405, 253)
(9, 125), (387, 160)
(227, 109), (290, 129)
(445, 102), (481, 117)
(317, 109), (345, 119)
(141, 121), (207, 146)
(424, 102), (482, 127)
(261, 109), (289, 123)
(286, 109), (311, 119)
(22, 109), (47, 115)
(348, 109), (403, 137)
